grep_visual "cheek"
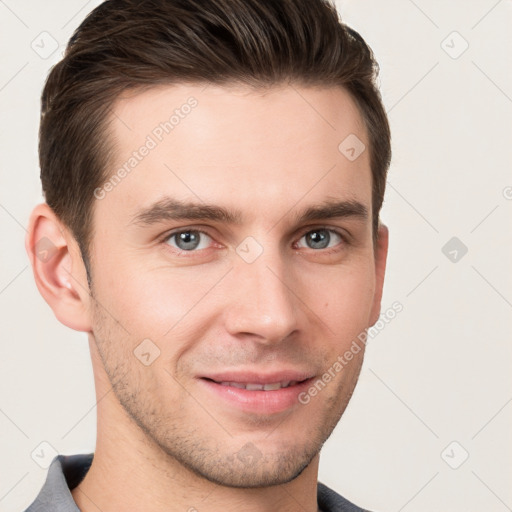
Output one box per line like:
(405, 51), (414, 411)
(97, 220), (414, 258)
(94, 255), (226, 339)
(304, 260), (376, 338)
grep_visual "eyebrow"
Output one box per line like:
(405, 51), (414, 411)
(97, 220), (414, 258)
(129, 196), (368, 227)
(291, 197), (368, 224)
(130, 198), (242, 226)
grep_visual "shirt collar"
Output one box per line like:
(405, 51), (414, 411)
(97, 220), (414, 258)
(25, 453), (93, 512)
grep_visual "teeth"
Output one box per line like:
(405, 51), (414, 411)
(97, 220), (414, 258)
(229, 382), (246, 389)
(218, 381), (297, 390)
(246, 383), (264, 391)
(263, 382), (282, 391)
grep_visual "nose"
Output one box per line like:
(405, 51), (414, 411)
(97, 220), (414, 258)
(223, 252), (299, 345)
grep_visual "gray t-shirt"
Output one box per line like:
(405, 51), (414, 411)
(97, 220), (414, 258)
(24, 454), (372, 512)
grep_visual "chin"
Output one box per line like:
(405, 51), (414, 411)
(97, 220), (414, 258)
(158, 436), (321, 489)
(188, 451), (316, 489)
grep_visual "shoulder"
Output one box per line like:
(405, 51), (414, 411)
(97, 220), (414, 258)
(318, 482), (376, 512)
(23, 453), (93, 512)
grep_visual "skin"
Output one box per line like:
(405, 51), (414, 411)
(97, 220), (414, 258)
(26, 83), (388, 512)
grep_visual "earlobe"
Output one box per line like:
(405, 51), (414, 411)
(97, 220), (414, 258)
(25, 203), (92, 332)
(369, 223), (389, 326)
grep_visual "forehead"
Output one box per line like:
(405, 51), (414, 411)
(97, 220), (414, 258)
(100, 83), (371, 224)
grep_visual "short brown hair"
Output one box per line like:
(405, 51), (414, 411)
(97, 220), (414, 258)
(40, 0), (391, 279)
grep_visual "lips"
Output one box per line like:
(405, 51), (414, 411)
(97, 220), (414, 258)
(198, 371), (315, 414)
(202, 370), (313, 385)
(218, 380), (299, 390)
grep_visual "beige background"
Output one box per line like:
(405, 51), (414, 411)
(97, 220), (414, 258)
(1, 1), (511, 510)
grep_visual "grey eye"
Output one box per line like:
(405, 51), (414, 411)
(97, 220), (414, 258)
(166, 230), (212, 251)
(297, 229), (342, 250)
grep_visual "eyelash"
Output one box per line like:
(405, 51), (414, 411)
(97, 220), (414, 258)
(160, 226), (348, 257)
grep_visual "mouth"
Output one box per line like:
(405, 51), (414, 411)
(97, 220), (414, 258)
(198, 372), (315, 414)
(205, 378), (304, 391)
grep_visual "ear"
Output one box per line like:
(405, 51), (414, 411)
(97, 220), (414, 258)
(25, 203), (92, 332)
(369, 223), (389, 326)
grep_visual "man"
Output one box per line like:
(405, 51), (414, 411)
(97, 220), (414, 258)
(24, 0), (390, 510)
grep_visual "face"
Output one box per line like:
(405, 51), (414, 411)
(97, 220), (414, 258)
(87, 83), (385, 487)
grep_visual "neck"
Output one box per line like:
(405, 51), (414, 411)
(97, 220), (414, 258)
(72, 341), (320, 512)
(72, 417), (320, 512)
